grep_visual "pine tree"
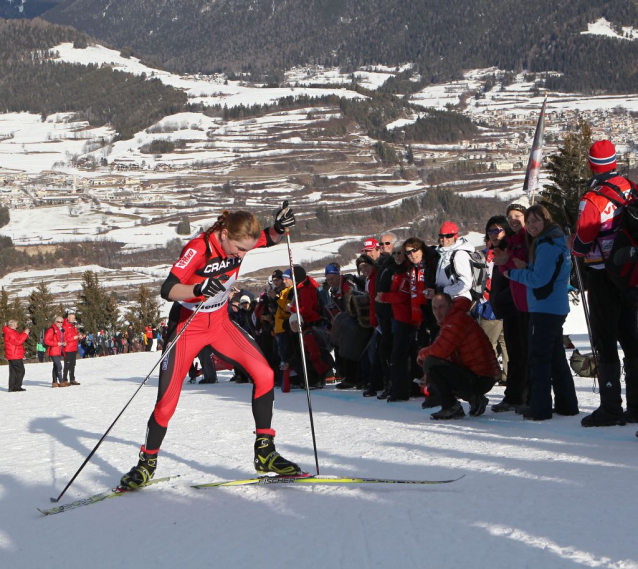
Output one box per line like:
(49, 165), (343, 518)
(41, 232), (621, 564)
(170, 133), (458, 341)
(26, 282), (56, 356)
(104, 292), (121, 333)
(77, 271), (113, 334)
(125, 284), (160, 336)
(541, 118), (593, 228)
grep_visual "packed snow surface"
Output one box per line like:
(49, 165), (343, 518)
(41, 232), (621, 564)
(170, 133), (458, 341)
(1, 309), (637, 568)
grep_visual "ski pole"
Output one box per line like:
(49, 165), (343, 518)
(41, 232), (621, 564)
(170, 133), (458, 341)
(281, 200), (321, 475)
(51, 302), (205, 503)
(563, 211), (599, 392)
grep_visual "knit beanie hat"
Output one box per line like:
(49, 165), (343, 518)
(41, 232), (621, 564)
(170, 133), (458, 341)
(588, 140), (617, 173)
(325, 263), (340, 276)
(506, 195), (530, 215)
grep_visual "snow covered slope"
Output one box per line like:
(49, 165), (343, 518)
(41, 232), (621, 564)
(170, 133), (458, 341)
(1, 316), (637, 568)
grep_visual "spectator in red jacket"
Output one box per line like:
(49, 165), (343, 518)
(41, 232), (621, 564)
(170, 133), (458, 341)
(3, 319), (30, 392)
(45, 316), (68, 388)
(285, 265), (322, 327)
(63, 312), (81, 386)
(145, 324), (154, 352)
(417, 294), (500, 420)
(285, 313), (334, 388)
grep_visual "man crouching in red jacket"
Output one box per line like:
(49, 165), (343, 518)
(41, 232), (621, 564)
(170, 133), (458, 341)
(3, 319), (30, 392)
(417, 294), (500, 420)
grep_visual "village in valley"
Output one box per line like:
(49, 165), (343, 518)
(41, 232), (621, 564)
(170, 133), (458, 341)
(1, 19), (637, 303)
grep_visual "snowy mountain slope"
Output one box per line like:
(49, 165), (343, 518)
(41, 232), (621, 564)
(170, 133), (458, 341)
(1, 317), (637, 569)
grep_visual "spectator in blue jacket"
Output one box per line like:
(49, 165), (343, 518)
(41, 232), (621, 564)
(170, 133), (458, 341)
(505, 204), (579, 421)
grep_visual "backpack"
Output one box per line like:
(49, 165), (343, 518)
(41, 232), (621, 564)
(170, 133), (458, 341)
(594, 179), (638, 296)
(446, 249), (489, 301)
(569, 349), (597, 378)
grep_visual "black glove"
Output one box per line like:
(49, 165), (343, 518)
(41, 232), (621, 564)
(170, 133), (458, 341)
(273, 205), (296, 233)
(193, 277), (226, 297)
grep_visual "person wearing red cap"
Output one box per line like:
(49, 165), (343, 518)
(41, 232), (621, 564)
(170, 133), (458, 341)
(572, 139), (638, 427)
(361, 238), (381, 261)
(427, 221), (475, 301)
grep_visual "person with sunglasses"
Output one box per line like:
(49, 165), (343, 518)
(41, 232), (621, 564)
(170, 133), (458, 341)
(491, 197), (531, 413)
(376, 243), (422, 401)
(474, 217), (511, 387)
(427, 221), (476, 302)
(373, 231), (400, 398)
(119, 207), (304, 490)
(402, 237), (441, 404)
(44, 317), (68, 388)
(504, 204), (579, 421)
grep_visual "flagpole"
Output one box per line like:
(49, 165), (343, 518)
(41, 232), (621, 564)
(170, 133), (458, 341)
(523, 93), (548, 205)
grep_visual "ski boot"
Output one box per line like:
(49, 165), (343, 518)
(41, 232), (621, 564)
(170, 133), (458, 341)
(119, 450), (158, 490)
(254, 435), (303, 476)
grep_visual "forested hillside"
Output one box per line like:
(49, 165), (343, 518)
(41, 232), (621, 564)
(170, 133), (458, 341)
(0, 0), (62, 20)
(0, 19), (187, 139)
(42, 0), (638, 92)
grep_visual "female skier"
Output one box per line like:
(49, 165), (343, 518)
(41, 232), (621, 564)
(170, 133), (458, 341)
(120, 206), (302, 488)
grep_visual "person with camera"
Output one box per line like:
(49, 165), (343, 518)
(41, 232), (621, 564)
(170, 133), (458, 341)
(3, 320), (30, 392)
(45, 317), (67, 388)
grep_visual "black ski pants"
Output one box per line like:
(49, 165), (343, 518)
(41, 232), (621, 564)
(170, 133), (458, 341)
(424, 357), (495, 410)
(63, 351), (77, 382)
(502, 311), (529, 405)
(389, 320), (418, 399)
(197, 345), (217, 383)
(8, 359), (25, 391)
(587, 269), (638, 411)
(377, 315), (393, 391)
(528, 313), (579, 419)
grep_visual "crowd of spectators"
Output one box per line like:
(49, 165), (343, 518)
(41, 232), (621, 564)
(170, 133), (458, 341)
(4, 140), (638, 434)
(221, 139), (637, 429)
(3, 313), (169, 390)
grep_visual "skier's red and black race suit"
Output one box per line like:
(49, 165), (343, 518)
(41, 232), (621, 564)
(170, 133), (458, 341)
(141, 228), (279, 454)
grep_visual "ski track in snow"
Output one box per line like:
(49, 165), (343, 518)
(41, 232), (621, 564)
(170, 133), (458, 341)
(1, 308), (637, 568)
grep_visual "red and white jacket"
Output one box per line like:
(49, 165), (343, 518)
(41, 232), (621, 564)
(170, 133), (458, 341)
(572, 173), (636, 269)
(379, 268), (419, 325)
(161, 229), (276, 319)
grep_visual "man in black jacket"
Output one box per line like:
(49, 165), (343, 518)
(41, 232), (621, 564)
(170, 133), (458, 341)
(368, 231), (399, 398)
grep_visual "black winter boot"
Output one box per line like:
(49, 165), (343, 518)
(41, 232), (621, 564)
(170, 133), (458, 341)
(582, 361), (625, 427)
(119, 451), (158, 489)
(254, 435), (303, 476)
(623, 357), (638, 422)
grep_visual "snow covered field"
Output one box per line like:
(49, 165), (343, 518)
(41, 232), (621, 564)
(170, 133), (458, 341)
(1, 308), (637, 569)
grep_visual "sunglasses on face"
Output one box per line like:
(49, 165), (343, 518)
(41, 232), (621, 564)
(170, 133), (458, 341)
(405, 248), (419, 255)
(438, 233), (456, 239)
(56, 320), (63, 323)
(487, 227), (504, 236)
(392, 252), (403, 256)
(380, 241), (393, 246)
